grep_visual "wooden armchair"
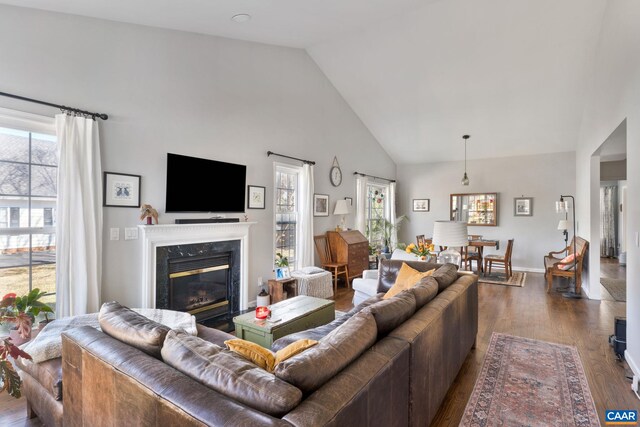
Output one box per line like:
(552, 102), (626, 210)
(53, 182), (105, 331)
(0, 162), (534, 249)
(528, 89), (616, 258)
(544, 236), (589, 293)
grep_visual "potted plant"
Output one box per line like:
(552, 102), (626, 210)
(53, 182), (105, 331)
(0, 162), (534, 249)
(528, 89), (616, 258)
(0, 292), (34, 398)
(275, 252), (289, 268)
(0, 289), (54, 344)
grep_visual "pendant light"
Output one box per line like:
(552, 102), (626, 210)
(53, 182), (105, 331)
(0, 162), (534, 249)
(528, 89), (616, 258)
(461, 135), (470, 186)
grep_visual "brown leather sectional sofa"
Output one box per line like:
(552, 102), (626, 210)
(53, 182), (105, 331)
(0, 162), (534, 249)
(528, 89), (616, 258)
(28, 261), (478, 426)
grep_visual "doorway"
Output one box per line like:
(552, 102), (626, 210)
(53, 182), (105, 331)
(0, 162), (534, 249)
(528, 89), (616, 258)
(591, 119), (627, 302)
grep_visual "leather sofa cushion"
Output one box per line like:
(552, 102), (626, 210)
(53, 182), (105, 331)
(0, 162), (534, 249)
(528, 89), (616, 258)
(162, 330), (302, 416)
(14, 356), (62, 401)
(363, 290), (417, 336)
(99, 301), (170, 359)
(270, 293), (383, 352)
(431, 263), (460, 291)
(410, 276), (439, 308)
(377, 259), (440, 293)
(274, 311), (377, 394)
(196, 323), (236, 347)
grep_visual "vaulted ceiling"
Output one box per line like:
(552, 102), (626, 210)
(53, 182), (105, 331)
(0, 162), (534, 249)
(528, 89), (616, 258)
(1, 0), (608, 164)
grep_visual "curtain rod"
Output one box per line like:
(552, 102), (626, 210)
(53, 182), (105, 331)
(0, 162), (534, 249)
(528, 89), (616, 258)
(0, 91), (109, 120)
(353, 171), (396, 183)
(267, 151), (315, 165)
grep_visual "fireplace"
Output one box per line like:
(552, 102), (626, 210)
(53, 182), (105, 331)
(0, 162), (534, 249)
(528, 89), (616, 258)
(155, 239), (242, 322)
(139, 222), (254, 311)
(168, 253), (231, 320)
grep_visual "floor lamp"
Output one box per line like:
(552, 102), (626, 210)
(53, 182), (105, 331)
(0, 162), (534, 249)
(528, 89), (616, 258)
(556, 195), (580, 299)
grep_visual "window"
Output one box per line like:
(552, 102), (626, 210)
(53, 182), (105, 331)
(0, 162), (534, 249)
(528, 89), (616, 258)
(274, 164), (301, 269)
(366, 183), (390, 249)
(0, 122), (57, 311)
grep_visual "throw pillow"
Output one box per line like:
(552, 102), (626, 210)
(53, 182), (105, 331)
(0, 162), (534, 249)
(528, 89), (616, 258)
(431, 263), (460, 291)
(383, 263), (435, 299)
(225, 339), (276, 372)
(558, 254), (576, 270)
(275, 339), (318, 365)
(301, 266), (326, 275)
(225, 338), (319, 372)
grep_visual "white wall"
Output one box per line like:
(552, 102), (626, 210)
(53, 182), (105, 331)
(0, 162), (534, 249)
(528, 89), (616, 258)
(575, 0), (640, 389)
(396, 152), (576, 271)
(0, 5), (395, 306)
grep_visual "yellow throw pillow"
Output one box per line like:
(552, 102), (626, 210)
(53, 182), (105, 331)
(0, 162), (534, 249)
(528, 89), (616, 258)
(274, 339), (318, 365)
(225, 339), (276, 372)
(383, 263), (435, 299)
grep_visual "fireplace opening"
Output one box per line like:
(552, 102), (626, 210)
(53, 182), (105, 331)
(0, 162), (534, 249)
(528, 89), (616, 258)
(168, 252), (232, 321)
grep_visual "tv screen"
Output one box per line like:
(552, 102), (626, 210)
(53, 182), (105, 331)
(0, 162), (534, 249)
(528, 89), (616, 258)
(165, 153), (246, 213)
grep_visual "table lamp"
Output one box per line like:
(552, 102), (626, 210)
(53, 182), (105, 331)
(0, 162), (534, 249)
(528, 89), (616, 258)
(333, 199), (350, 231)
(432, 221), (468, 266)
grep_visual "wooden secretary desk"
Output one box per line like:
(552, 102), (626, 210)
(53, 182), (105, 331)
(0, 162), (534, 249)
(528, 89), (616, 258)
(326, 230), (369, 282)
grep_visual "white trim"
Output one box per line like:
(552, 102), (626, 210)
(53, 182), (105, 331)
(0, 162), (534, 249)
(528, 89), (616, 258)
(0, 107), (55, 134)
(626, 351), (640, 398)
(138, 222), (255, 311)
(273, 161), (302, 269)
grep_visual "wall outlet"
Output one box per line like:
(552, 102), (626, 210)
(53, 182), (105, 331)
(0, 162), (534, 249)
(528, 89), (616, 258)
(124, 227), (139, 240)
(110, 228), (120, 241)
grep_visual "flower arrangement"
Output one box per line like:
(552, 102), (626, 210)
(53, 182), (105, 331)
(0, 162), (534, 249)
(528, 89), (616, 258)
(404, 242), (434, 260)
(140, 204), (159, 224)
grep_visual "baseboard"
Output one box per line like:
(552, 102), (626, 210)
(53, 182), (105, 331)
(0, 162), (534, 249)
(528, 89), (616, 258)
(626, 350), (640, 379)
(512, 266), (545, 274)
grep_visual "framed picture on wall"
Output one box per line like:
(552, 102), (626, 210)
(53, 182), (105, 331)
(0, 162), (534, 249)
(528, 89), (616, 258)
(103, 172), (141, 208)
(413, 199), (430, 212)
(514, 197), (533, 216)
(313, 194), (329, 216)
(247, 185), (266, 209)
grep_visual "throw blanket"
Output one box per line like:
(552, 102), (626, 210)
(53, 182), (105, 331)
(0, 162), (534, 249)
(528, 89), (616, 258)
(21, 308), (197, 363)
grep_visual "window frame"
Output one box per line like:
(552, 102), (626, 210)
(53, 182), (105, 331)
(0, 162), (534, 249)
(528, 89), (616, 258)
(365, 182), (391, 249)
(273, 162), (302, 271)
(0, 108), (56, 301)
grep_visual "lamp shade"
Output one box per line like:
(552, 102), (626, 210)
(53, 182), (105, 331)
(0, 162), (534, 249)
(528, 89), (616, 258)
(557, 220), (568, 230)
(432, 221), (468, 247)
(333, 199), (350, 215)
(555, 201), (568, 213)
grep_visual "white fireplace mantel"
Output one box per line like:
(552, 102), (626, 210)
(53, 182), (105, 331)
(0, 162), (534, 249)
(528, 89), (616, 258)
(138, 222), (256, 310)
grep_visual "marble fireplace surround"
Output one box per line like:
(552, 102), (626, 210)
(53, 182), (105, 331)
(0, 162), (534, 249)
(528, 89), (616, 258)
(138, 223), (255, 311)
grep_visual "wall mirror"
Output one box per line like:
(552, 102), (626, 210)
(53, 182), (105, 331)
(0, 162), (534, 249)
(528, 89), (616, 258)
(450, 193), (498, 226)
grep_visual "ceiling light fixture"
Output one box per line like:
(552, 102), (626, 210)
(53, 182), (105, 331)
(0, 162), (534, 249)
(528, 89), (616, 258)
(231, 14), (251, 23)
(461, 135), (470, 186)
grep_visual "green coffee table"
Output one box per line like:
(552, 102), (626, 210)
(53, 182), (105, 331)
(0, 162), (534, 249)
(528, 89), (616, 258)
(233, 296), (335, 348)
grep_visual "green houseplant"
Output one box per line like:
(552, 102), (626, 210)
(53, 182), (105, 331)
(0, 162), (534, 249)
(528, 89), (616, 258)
(0, 292), (35, 398)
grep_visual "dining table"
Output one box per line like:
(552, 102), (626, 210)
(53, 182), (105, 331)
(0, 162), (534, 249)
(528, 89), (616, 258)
(468, 239), (499, 274)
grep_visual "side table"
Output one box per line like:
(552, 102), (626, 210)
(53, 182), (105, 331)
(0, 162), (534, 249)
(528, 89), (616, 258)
(268, 278), (297, 304)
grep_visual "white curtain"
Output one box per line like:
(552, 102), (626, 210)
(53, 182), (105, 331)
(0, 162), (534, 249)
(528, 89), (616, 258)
(600, 185), (618, 257)
(55, 114), (102, 318)
(355, 176), (368, 235)
(388, 181), (398, 250)
(297, 164), (314, 268)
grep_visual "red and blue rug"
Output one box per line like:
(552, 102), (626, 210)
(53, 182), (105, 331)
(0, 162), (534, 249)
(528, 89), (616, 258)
(460, 333), (599, 426)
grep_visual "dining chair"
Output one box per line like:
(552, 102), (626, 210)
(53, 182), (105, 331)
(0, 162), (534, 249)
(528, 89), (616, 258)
(462, 245), (482, 272)
(484, 239), (514, 279)
(313, 234), (349, 295)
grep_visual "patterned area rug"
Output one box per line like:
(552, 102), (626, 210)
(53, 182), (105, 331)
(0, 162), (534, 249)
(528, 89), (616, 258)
(460, 333), (599, 427)
(601, 277), (626, 302)
(478, 271), (526, 287)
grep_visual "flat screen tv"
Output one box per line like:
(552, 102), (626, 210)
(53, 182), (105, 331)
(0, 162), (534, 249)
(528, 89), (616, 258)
(165, 153), (246, 213)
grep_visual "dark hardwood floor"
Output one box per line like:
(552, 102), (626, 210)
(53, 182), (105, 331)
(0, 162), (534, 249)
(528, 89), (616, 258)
(2, 273), (637, 426)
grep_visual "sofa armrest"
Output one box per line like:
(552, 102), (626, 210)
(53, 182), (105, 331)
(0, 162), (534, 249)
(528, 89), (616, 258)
(362, 269), (379, 280)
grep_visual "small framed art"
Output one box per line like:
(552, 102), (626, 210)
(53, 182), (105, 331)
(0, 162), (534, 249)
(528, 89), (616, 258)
(514, 197), (533, 216)
(103, 172), (141, 208)
(247, 185), (266, 209)
(413, 199), (430, 212)
(314, 194), (329, 216)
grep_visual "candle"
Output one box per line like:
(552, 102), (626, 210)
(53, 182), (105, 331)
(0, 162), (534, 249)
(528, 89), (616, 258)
(255, 306), (270, 320)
